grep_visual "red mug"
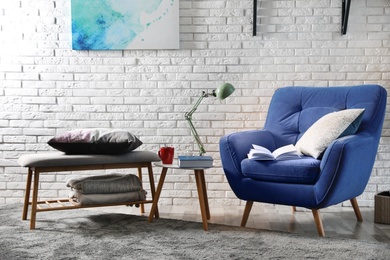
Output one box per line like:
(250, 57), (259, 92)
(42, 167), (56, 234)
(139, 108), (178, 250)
(158, 146), (174, 164)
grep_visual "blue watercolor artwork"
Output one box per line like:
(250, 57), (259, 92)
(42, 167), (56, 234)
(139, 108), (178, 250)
(71, 0), (179, 50)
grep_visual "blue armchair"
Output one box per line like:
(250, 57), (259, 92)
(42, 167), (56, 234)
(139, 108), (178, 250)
(219, 85), (387, 236)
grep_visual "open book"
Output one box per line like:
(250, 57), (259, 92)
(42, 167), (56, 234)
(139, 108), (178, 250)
(247, 144), (301, 161)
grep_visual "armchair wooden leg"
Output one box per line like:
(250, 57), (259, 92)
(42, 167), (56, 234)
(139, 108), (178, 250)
(350, 197), (363, 222)
(312, 209), (325, 237)
(241, 201), (254, 227)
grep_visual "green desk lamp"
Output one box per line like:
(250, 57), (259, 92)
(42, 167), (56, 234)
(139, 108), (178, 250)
(185, 83), (235, 156)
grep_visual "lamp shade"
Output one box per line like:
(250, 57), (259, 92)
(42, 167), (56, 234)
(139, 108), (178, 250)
(214, 83), (235, 100)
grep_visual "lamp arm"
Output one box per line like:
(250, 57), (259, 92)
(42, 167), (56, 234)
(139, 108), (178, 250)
(185, 116), (206, 155)
(185, 91), (210, 156)
(185, 91), (214, 117)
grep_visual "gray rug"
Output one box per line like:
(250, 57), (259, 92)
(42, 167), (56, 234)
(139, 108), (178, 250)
(1, 204), (389, 260)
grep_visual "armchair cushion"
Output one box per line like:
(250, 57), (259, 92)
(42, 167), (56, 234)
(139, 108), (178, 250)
(241, 156), (321, 184)
(295, 109), (365, 159)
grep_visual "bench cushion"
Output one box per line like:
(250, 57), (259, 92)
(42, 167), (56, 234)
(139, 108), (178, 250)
(18, 151), (160, 168)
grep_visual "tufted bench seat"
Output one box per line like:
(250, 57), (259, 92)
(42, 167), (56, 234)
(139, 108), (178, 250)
(18, 150), (161, 230)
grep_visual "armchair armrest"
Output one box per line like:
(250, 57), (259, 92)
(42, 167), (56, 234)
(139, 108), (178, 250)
(316, 133), (377, 207)
(219, 130), (276, 177)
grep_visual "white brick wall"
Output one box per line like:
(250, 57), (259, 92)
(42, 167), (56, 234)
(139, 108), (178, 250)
(1, 0), (389, 207)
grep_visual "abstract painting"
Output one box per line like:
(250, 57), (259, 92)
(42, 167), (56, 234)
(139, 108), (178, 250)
(71, 0), (179, 50)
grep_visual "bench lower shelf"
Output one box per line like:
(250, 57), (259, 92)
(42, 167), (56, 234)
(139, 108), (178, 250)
(32, 198), (154, 212)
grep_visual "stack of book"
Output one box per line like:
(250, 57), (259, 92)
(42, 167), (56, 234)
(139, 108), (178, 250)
(177, 155), (213, 168)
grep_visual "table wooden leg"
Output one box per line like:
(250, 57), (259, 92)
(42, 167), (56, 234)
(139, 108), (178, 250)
(148, 167), (168, 222)
(194, 169), (209, 231)
(30, 169), (40, 230)
(22, 168), (33, 220)
(198, 170), (210, 220)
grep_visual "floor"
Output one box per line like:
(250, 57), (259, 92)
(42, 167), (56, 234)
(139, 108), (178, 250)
(95, 203), (390, 243)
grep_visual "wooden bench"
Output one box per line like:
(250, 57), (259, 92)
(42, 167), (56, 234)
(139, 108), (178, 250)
(18, 151), (161, 230)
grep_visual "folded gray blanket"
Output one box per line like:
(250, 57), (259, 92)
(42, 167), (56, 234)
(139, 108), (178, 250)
(66, 173), (143, 194)
(69, 189), (147, 206)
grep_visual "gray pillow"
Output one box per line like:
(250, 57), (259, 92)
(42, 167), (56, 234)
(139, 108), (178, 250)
(48, 129), (143, 155)
(295, 108), (365, 159)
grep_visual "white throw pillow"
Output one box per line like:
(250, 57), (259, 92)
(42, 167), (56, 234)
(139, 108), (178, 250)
(295, 108), (365, 159)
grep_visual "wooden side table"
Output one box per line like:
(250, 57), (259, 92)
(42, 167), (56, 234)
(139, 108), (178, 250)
(148, 162), (211, 230)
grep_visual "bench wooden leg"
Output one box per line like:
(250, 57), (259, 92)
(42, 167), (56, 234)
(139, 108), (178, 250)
(147, 162), (159, 218)
(22, 168), (33, 220)
(30, 169), (40, 230)
(137, 167), (145, 214)
(148, 167), (167, 222)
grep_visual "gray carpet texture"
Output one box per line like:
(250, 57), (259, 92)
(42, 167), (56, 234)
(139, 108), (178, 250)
(1, 204), (389, 260)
